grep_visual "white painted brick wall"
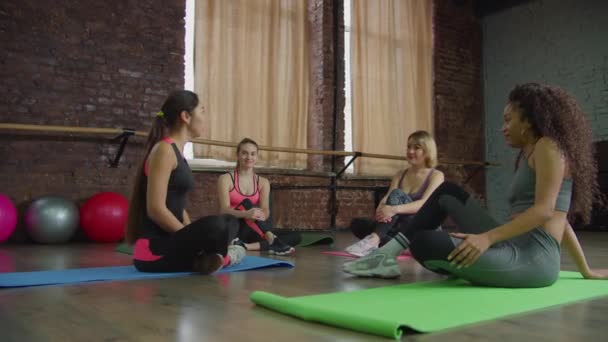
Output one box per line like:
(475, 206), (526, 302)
(483, 0), (608, 220)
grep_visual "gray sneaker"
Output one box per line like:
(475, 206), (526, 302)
(342, 250), (401, 278)
(227, 245), (246, 266)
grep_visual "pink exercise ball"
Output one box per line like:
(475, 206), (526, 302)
(0, 194), (18, 243)
(80, 192), (129, 243)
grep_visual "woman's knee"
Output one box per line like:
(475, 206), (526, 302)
(195, 215), (237, 242)
(433, 182), (470, 204)
(386, 189), (412, 205)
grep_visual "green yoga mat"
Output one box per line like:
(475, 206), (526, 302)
(115, 232), (334, 255)
(298, 232), (334, 247)
(115, 242), (133, 255)
(251, 271), (608, 339)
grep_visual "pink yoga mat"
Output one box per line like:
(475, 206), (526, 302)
(322, 251), (411, 260)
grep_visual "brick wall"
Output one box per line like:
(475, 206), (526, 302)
(307, 0), (345, 172)
(433, 0), (485, 196)
(0, 0), (185, 241)
(0, 0), (483, 242)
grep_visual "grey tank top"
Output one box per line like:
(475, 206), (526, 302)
(398, 168), (435, 201)
(141, 143), (194, 238)
(508, 160), (572, 215)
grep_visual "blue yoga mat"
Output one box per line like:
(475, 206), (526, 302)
(0, 256), (293, 288)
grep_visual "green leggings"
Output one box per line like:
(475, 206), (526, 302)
(403, 182), (561, 288)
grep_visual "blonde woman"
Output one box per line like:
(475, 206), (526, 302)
(346, 131), (445, 256)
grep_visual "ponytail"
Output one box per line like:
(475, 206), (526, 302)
(125, 90), (199, 244)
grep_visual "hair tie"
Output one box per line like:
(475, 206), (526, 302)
(156, 111), (165, 118)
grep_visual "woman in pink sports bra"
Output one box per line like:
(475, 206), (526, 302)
(345, 131), (445, 257)
(217, 138), (299, 255)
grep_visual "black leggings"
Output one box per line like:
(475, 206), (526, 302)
(235, 199), (301, 247)
(134, 215), (239, 272)
(400, 182), (560, 288)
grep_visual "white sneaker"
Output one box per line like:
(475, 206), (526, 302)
(227, 245), (246, 266)
(345, 234), (380, 257)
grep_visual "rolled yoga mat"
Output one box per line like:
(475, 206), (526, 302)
(115, 242), (133, 254)
(297, 232), (335, 247)
(251, 271), (608, 339)
(0, 256), (293, 288)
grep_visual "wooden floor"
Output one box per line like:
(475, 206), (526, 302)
(1, 231), (608, 342)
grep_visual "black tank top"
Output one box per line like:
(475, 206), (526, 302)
(141, 142), (194, 238)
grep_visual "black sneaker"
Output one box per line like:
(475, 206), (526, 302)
(232, 238), (247, 250)
(268, 238), (295, 256)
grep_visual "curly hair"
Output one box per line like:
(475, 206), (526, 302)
(508, 82), (600, 224)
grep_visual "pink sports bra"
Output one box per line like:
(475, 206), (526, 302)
(228, 169), (260, 208)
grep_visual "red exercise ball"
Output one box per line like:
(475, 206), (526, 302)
(80, 192), (129, 243)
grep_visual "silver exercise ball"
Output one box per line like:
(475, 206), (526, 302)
(25, 196), (79, 244)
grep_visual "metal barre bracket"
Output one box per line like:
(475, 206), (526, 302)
(109, 128), (136, 168)
(336, 152), (362, 178)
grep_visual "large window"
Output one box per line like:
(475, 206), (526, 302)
(183, 0), (432, 174)
(184, 0), (309, 170)
(344, 0), (354, 173)
(348, 0), (433, 175)
(183, 0), (234, 167)
(184, 0), (195, 161)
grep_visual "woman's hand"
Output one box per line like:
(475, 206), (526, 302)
(375, 205), (395, 222)
(447, 232), (492, 268)
(248, 208), (266, 221)
(582, 268), (608, 280)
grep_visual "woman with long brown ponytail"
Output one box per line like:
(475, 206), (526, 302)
(126, 90), (245, 274)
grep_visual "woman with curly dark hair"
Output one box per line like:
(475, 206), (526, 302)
(343, 82), (607, 287)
